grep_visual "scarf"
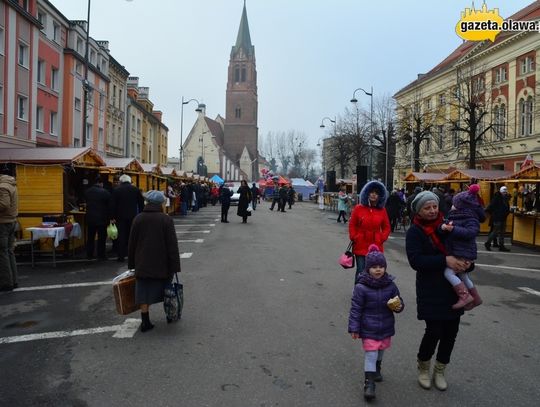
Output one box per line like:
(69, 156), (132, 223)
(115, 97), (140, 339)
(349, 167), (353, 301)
(413, 212), (447, 255)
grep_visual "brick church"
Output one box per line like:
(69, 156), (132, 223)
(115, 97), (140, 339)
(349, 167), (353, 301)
(182, 1), (259, 181)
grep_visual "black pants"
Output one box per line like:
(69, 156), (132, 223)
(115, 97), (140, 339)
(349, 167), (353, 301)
(221, 204), (230, 221)
(337, 210), (347, 222)
(270, 198), (279, 210)
(86, 223), (107, 259)
(116, 218), (134, 260)
(417, 318), (460, 364)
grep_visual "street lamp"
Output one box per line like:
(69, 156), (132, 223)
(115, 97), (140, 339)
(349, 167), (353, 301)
(81, 0), (92, 147)
(179, 97), (202, 170)
(351, 86), (374, 180)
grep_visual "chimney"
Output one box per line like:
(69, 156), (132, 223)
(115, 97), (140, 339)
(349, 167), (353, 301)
(153, 111), (163, 121)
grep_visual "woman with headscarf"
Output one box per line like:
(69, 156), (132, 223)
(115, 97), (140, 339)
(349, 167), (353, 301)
(405, 191), (472, 391)
(128, 190), (181, 332)
(349, 180), (391, 284)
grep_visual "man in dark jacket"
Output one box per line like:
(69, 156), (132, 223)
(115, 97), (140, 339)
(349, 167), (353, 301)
(84, 178), (111, 260)
(278, 184), (289, 212)
(220, 183), (233, 223)
(110, 174), (144, 261)
(485, 186), (511, 252)
(251, 183), (259, 210)
(269, 181), (280, 210)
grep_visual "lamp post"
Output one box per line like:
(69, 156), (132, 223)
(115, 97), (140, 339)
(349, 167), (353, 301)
(82, 0), (92, 147)
(179, 97), (202, 170)
(351, 86), (373, 180)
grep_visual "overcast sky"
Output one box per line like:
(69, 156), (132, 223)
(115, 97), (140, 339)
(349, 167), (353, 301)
(49, 0), (535, 157)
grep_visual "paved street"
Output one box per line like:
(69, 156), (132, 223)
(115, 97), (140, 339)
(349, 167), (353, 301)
(1, 202), (540, 407)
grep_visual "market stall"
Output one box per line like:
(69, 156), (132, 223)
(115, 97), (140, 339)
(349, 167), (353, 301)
(100, 157), (144, 190)
(506, 165), (540, 249)
(140, 163), (165, 192)
(402, 171), (449, 192)
(0, 147), (105, 249)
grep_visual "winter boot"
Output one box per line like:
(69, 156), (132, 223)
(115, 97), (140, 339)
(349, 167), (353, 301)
(417, 359), (432, 390)
(467, 287), (483, 308)
(140, 312), (154, 333)
(451, 282), (474, 309)
(433, 361), (448, 391)
(363, 372), (376, 401)
(374, 360), (383, 382)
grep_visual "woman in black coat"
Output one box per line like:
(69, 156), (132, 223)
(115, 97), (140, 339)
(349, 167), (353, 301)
(128, 190), (181, 332)
(405, 191), (472, 391)
(236, 180), (252, 223)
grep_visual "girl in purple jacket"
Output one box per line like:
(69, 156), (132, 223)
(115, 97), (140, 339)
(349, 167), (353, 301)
(348, 244), (404, 401)
(441, 184), (485, 310)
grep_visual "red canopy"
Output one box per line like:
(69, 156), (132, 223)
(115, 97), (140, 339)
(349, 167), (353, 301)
(259, 176), (289, 186)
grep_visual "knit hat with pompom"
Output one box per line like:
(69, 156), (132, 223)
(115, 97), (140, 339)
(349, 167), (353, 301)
(453, 184), (481, 210)
(364, 244), (387, 271)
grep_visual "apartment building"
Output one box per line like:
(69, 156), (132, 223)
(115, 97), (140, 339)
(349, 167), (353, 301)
(393, 2), (540, 184)
(106, 54), (129, 157)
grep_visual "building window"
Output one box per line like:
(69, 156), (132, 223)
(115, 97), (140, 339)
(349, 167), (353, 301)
(235, 107), (241, 118)
(37, 60), (45, 84)
(436, 125), (444, 149)
(137, 118), (141, 134)
(0, 86), (3, 114)
(425, 98), (432, 110)
(76, 37), (83, 54)
(50, 112), (57, 135)
(36, 106), (43, 131)
(0, 28), (4, 55)
(112, 84), (117, 106)
(520, 56), (534, 75)
(118, 90), (123, 109)
(438, 93), (446, 106)
(99, 127), (103, 142)
(241, 66), (246, 82)
(473, 77), (485, 94)
(90, 50), (96, 65)
(424, 134), (431, 152)
(86, 123), (93, 139)
(74, 138), (80, 147)
(51, 68), (59, 90)
(519, 97), (534, 136)
(493, 104), (506, 140)
(75, 97), (81, 111)
(37, 10), (46, 31)
(53, 22), (60, 43)
(234, 65), (240, 82)
(494, 66), (507, 84)
(18, 43), (29, 67)
(451, 129), (459, 148)
(22, 0), (29, 11)
(17, 95), (28, 120)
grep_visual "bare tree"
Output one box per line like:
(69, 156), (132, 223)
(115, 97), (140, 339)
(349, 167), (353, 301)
(396, 89), (440, 172)
(299, 148), (317, 179)
(372, 95), (396, 185)
(286, 130), (308, 178)
(449, 61), (494, 169)
(341, 106), (371, 170)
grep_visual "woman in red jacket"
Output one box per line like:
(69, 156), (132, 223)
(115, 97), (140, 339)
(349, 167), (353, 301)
(349, 180), (391, 283)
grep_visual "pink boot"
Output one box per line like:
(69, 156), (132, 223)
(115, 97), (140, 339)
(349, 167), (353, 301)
(452, 282), (474, 309)
(464, 287), (483, 310)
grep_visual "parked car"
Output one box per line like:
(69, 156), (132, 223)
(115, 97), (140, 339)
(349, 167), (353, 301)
(225, 182), (242, 205)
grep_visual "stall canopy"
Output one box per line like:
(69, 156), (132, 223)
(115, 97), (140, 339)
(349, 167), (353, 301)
(0, 147), (105, 167)
(446, 169), (513, 181)
(160, 166), (178, 177)
(102, 157), (144, 173)
(508, 164), (540, 182)
(403, 172), (449, 183)
(210, 174), (224, 184)
(290, 178), (317, 198)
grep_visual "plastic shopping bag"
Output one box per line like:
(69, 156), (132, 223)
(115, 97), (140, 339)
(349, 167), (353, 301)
(107, 223), (118, 240)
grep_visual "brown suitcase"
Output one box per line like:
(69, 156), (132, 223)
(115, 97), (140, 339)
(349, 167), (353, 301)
(113, 275), (138, 315)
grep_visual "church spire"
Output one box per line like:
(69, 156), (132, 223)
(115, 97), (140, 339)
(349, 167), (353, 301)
(232, 1), (253, 56)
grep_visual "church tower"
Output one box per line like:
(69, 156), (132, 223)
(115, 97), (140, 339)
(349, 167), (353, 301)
(224, 1), (258, 180)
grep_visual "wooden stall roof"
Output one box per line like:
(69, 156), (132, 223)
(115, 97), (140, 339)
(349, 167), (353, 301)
(446, 169), (513, 181)
(102, 157), (144, 172)
(403, 172), (448, 182)
(160, 166), (177, 176)
(508, 164), (540, 181)
(0, 147), (105, 166)
(140, 163), (162, 175)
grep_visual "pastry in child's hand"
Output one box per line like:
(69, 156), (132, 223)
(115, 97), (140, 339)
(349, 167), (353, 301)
(387, 295), (401, 311)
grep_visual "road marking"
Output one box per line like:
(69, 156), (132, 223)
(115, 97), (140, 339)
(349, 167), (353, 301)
(174, 224), (215, 227)
(176, 230), (211, 234)
(0, 318), (140, 344)
(178, 239), (204, 243)
(14, 281), (111, 292)
(476, 263), (540, 273)
(518, 287), (540, 297)
(477, 250), (540, 258)
(180, 252), (193, 259)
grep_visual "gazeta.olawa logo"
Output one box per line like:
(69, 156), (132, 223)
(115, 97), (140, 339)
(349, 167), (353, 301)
(456, 2), (503, 42)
